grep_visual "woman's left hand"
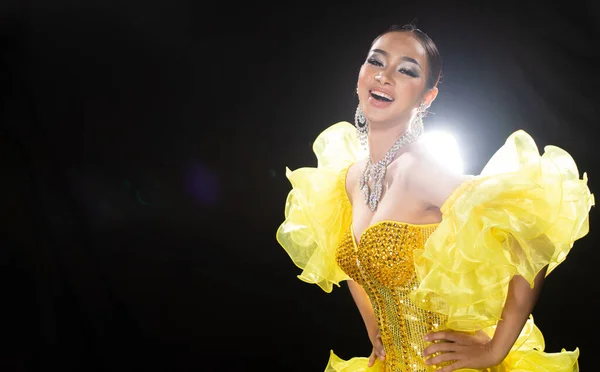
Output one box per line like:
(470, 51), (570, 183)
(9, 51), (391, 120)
(422, 330), (505, 371)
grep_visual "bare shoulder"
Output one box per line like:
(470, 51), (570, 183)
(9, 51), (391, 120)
(406, 142), (473, 208)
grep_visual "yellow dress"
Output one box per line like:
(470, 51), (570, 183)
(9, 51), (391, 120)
(276, 122), (594, 372)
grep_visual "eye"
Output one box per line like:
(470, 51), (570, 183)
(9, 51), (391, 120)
(367, 58), (383, 67)
(399, 68), (418, 78)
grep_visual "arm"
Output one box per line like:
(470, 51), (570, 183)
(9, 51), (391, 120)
(422, 268), (547, 370)
(347, 280), (379, 344)
(348, 280), (386, 366)
(490, 266), (547, 360)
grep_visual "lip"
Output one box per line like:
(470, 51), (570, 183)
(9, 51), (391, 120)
(368, 95), (393, 108)
(369, 87), (395, 101)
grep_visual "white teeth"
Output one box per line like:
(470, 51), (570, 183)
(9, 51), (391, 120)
(371, 90), (394, 101)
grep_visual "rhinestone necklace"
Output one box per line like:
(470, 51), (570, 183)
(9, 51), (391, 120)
(359, 127), (422, 212)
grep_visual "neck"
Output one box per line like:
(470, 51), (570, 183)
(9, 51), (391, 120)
(367, 119), (411, 163)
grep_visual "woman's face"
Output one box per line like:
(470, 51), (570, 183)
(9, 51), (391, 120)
(357, 31), (432, 125)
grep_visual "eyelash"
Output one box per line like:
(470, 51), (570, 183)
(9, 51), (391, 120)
(367, 58), (418, 78)
(399, 68), (418, 78)
(367, 58), (384, 67)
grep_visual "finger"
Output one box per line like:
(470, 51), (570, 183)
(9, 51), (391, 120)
(368, 352), (376, 367)
(425, 330), (465, 343)
(422, 342), (460, 357)
(425, 350), (460, 367)
(375, 342), (386, 359)
(436, 359), (466, 372)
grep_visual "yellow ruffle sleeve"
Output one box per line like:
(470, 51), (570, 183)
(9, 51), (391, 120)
(276, 122), (363, 293)
(411, 129), (593, 323)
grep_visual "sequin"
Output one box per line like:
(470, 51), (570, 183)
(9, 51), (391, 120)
(336, 230), (362, 285)
(336, 221), (452, 371)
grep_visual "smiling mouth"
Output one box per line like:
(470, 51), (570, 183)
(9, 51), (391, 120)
(370, 90), (394, 102)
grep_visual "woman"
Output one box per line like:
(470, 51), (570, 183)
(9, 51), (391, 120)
(276, 24), (594, 372)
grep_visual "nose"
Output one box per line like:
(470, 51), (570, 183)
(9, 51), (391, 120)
(375, 70), (393, 85)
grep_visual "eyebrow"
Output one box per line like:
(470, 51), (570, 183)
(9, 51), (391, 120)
(371, 48), (421, 68)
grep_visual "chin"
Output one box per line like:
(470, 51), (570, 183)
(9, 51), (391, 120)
(365, 111), (395, 124)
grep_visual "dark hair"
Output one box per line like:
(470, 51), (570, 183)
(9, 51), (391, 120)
(372, 23), (442, 91)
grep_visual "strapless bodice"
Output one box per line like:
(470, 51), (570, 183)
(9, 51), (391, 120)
(336, 221), (450, 371)
(337, 220), (438, 287)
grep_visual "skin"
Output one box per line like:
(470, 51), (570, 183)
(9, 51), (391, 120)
(346, 31), (547, 371)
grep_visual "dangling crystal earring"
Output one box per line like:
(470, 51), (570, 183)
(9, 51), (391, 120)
(411, 102), (427, 137)
(354, 105), (368, 149)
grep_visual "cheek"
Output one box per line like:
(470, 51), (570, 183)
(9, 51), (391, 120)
(357, 66), (368, 88)
(357, 66), (372, 102)
(396, 78), (425, 99)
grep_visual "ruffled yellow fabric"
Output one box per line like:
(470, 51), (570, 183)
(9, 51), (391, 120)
(411, 129), (594, 332)
(481, 315), (579, 371)
(326, 315), (579, 371)
(325, 351), (384, 372)
(276, 122), (363, 292)
(278, 125), (589, 371)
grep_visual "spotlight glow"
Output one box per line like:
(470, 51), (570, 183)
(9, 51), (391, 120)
(422, 130), (464, 175)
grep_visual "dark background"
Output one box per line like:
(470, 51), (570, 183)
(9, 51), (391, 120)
(1, 1), (598, 371)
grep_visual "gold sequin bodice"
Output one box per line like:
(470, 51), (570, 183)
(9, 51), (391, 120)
(336, 221), (449, 372)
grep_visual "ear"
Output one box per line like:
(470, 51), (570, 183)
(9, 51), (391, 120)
(422, 87), (439, 108)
